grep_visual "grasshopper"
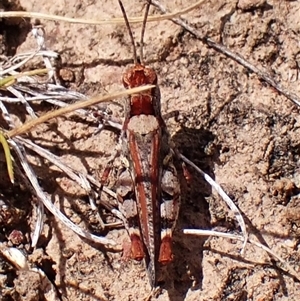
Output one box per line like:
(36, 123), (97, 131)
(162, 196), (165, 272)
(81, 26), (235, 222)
(114, 0), (181, 287)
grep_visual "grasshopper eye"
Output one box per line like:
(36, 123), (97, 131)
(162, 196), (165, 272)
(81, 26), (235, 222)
(144, 67), (157, 85)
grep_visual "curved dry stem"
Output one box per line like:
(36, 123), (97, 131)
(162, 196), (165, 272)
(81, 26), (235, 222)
(0, 0), (206, 24)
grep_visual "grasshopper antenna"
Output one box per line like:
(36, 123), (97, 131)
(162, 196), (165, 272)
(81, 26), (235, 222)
(139, 0), (151, 65)
(118, 0), (138, 64)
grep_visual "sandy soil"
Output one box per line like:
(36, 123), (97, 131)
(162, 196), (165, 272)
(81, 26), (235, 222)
(1, 0), (300, 300)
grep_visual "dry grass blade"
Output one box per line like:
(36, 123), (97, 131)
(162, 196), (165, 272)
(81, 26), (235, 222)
(7, 86), (37, 118)
(31, 196), (44, 248)
(0, 1), (206, 25)
(0, 100), (14, 129)
(6, 85), (155, 138)
(0, 132), (14, 183)
(183, 229), (300, 281)
(0, 68), (49, 87)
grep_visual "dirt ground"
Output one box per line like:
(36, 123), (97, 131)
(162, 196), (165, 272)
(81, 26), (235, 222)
(1, 0), (300, 300)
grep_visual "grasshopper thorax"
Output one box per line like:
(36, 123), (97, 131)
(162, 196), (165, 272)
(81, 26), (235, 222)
(123, 64), (158, 116)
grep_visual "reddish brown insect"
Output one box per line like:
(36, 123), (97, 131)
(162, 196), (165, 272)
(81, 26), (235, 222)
(116, 0), (180, 287)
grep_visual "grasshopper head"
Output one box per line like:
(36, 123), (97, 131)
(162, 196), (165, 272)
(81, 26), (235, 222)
(123, 64), (157, 88)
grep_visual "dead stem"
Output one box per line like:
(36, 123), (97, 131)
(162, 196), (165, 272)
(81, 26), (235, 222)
(0, 0), (206, 25)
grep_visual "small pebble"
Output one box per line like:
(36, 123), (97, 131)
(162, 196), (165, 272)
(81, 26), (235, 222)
(238, 0), (266, 10)
(8, 230), (24, 245)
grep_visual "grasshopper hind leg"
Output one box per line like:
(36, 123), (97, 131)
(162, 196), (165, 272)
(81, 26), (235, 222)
(116, 168), (144, 261)
(159, 162), (181, 265)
